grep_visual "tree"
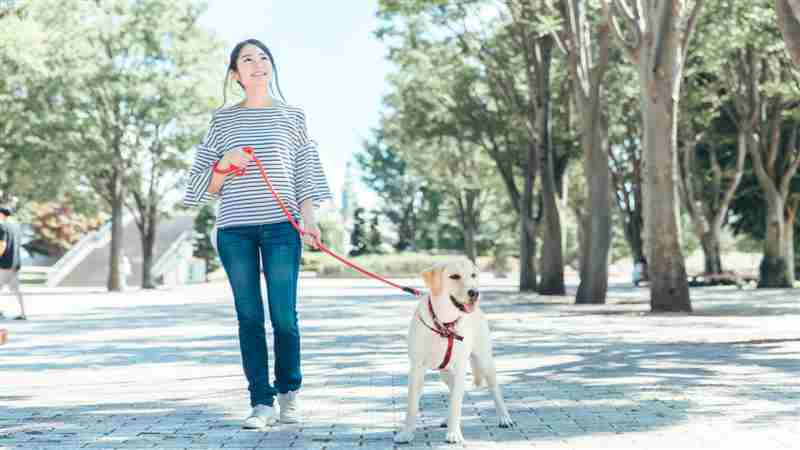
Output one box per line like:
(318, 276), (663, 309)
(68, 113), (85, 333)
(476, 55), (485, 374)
(350, 207), (368, 257)
(609, 96), (646, 268)
(705, 1), (800, 287)
(0, 5), (88, 209)
(368, 213), (384, 254)
(25, 0), (221, 291)
(559, 0), (613, 303)
(609, 0), (705, 312)
(121, 2), (220, 289)
(677, 96), (746, 275)
(192, 204), (219, 281)
(377, 18), (505, 263)
(355, 129), (424, 251)
(377, 0), (567, 293)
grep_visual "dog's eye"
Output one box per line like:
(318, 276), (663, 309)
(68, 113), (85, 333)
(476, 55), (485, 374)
(449, 274), (462, 280)
(471, 273), (477, 278)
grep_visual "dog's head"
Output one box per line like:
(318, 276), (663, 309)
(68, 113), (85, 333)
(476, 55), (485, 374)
(421, 259), (480, 314)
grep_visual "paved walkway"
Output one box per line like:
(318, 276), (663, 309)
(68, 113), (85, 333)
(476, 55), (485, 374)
(1, 277), (799, 449)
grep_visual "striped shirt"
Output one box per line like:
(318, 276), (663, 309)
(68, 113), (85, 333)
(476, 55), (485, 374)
(183, 102), (332, 228)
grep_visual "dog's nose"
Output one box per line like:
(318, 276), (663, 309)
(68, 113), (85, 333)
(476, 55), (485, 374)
(468, 289), (479, 299)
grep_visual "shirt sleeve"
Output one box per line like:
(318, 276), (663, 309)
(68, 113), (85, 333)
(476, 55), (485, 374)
(183, 118), (221, 207)
(294, 109), (333, 207)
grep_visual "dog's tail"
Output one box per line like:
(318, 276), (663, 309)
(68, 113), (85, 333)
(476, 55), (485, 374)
(470, 355), (484, 388)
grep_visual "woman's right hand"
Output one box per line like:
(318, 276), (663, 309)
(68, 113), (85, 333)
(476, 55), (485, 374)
(219, 147), (253, 172)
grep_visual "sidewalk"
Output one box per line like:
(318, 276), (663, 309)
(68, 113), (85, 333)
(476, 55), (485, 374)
(1, 278), (798, 449)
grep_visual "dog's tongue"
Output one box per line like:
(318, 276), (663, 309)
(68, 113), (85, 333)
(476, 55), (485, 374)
(463, 301), (476, 313)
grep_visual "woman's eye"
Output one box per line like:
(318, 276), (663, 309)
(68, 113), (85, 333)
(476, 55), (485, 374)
(449, 274), (461, 280)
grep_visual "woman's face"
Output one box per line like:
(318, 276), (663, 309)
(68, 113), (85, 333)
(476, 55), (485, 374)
(232, 44), (273, 91)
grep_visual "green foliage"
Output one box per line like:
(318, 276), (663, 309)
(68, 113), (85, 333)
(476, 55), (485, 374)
(368, 214), (384, 254)
(315, 210), (346, 255)
(349, 207), (368, 256)
(192, 204), (218, 279)
(355, 129), (423, 251)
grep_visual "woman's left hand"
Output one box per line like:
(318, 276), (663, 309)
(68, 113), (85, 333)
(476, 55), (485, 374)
(303, 223), (322, 249)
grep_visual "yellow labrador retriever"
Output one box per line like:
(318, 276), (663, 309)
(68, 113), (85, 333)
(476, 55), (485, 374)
(394, 259), (514, 444)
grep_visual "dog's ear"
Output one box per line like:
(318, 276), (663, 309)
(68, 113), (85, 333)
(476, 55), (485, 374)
(421, 264), (444, 297)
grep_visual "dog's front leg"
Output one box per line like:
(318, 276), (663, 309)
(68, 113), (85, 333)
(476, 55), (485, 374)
(394, 363), (425, 444)
(445, 362), (467, 444)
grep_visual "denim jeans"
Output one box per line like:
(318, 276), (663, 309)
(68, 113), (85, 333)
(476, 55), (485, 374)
(217, 221), (302, 407)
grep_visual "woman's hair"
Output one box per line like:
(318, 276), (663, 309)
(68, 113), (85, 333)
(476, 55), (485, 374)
(218, 38), (286, 110)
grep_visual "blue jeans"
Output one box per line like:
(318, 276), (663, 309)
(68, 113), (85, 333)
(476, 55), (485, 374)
(217, 221), (302, 407)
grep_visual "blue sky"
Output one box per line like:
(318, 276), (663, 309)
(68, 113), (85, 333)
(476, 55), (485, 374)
(199, 1), (389, 209)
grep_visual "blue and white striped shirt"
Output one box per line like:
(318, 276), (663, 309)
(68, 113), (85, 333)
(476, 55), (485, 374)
(183, 102), (332, 228)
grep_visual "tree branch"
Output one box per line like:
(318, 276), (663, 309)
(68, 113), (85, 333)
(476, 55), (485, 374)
(681, 0), (705, 65)
(780, 127), (800, 199)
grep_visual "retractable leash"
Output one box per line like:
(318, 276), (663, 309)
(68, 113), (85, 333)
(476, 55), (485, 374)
(213, 147), (421, 297)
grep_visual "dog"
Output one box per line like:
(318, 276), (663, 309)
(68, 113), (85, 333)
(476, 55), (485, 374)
(394, 259), (514, 444)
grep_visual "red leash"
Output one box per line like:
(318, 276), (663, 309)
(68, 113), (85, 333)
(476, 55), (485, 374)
(214, 147), (421, 297)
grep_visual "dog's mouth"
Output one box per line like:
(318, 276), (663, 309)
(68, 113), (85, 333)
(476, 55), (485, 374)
(450, 294), (478, 314)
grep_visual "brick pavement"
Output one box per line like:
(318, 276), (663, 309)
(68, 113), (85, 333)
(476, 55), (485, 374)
(1, 278), (799, 449)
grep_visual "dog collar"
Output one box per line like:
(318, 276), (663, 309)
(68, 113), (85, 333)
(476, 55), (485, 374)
(418, 296), (463, 370)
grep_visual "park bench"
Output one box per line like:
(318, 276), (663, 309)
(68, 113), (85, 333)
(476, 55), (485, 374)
(687, 271), (758, 289)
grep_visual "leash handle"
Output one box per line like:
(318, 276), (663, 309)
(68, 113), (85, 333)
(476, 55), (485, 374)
(213, 147), (255, 177)
(218, 146), (421, 297)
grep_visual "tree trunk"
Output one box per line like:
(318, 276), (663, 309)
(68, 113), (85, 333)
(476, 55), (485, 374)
(776, 0), (800, 67)
(784, 212), (795, 282)
(141, 208), (158, 289)
(623, 212), (645, 265)
(700, 228), (723, 274)
(759, 194), (791, 287)
(107, 168), (124, 292)
(537, 39), (565, 295)
(576, 110), (611, 303)
(640, 72), (691, 312)
(520, 140), (538, 292)
(461, 189), (479, 263)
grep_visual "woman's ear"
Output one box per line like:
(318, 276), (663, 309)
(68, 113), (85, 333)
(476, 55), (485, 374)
(421, 264), (444, 297)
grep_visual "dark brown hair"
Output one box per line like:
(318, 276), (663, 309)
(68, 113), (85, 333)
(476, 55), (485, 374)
(219, 39), (286, 109)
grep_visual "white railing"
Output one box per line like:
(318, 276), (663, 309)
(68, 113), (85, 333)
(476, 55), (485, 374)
(150, 230), (194, 279)
(44, 212), (135, 287)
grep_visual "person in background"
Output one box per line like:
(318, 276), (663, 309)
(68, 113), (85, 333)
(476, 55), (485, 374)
(0, 205), (27, 320)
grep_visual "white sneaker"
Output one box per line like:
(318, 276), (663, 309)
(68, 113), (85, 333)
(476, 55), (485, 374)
(242, 404), (278, 429)
(278, 390), (301, 423)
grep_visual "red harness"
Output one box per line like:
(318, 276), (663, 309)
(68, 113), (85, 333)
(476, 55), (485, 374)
(418, 296), (464, 370)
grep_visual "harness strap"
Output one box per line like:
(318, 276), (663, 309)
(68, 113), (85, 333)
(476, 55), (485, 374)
(417, 296), (463, 370)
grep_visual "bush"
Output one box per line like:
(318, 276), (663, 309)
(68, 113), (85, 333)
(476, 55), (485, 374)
(25, 202), (107, 257)
(303, 252), (475, 278)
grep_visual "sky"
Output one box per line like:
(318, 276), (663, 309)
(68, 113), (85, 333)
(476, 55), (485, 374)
(199, 1), (390, 210)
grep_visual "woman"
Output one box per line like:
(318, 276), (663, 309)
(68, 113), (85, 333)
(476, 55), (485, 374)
(184, 39), (331, 428)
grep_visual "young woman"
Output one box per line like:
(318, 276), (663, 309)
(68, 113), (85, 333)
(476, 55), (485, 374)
(184, 39), (331, 428)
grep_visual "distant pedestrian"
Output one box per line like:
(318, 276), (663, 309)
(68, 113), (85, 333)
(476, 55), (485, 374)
(0, 205), (27, 320)
(120, 253), (131, 290)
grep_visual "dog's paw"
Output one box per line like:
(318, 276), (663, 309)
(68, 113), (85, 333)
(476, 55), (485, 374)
(445, 429), (465, 444)
(394, 430), (415, 444)
(498, 414), (515, 428)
